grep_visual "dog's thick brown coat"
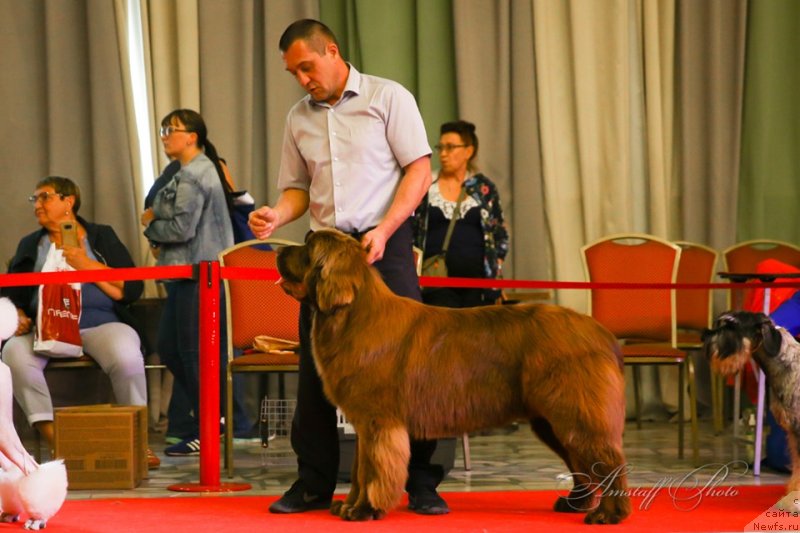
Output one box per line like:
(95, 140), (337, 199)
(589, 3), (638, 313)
(277, 230), (631, 523)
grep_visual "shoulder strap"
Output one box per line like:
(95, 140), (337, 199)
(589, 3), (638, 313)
(441, 186), (467, 253)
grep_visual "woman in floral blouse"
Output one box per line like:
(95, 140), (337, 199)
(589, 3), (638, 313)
(413, 120), (509, 307)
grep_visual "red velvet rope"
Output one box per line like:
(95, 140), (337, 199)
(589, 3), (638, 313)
(3, 265), (800, 290)
(417, 277), (800, 290)
(0, 265), (193, 287)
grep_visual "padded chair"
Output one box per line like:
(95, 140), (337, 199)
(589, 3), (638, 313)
(673, 241), (721, 433)
(581, 234), (698, 463)
(723, 240), (800, 311)
(219, 238), (301, 477)
(722, 239), (800, 475)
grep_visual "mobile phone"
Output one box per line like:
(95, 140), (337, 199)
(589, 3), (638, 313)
(60, 221), (79, 248)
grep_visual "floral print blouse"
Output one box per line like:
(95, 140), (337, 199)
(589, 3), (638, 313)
(413, 172), (510, 280)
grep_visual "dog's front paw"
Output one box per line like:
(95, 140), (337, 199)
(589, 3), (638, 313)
(330, 500), (346, 516)
(342, 504), (383, 521)
(554, 493), (596, 513)
(1, 512), (20, 523)
(24, 518), (47, 530)
(554, 496), (583, 513)
(584, 508), (623, 525)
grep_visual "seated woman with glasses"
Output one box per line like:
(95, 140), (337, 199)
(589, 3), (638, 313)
(1, 176), (149, 460)
(413, 120), (509, 308)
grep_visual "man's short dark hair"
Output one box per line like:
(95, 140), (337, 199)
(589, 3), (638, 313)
(279, 19), (339, 55)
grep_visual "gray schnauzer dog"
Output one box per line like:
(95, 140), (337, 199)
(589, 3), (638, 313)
(703, 310), (800, 500)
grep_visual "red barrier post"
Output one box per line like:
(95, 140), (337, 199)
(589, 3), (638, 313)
(168, 261), (249, 492)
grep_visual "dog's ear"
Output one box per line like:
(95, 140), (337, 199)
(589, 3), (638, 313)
(314, 268), (355, 312)
(760, 317), (783, 358)
(701, 328), (716, 359)
(700, 328), (714, 344)
(707, 312), (744, 359)
(307, 231), (363, 313)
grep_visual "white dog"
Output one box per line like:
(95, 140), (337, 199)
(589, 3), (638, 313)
(0, 297), (67, 530)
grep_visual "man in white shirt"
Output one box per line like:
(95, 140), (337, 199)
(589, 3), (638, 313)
(249, 18), (448, 516)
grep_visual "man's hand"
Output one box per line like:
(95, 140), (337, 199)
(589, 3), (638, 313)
(358, 155), (430, 264)
(249, 206), (281, 240)
(248, 189), (309, 240)
(361, 227), (388, 264)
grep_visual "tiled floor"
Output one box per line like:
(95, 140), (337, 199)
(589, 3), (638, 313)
(54, 418), (789, 501)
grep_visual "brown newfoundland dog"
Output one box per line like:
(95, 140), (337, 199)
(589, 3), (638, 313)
(276, 229), (630, 524)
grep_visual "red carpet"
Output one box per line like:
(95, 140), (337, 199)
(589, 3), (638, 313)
(42, 486), (787, 532)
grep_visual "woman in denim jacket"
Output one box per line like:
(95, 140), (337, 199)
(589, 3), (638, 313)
(141, 109), (234, 456)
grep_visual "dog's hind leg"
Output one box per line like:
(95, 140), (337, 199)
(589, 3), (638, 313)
(571, 442), (631, 525)
(340, 422), (409, 521)
(530, 417), (595, 513)
(542, 401), (630, 523)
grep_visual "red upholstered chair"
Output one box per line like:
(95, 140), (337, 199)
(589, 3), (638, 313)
(673, 241), (721, 433)
(581, 234), (698, 463)
(219, 239), (301, 477)
(723, 240), (800, 312)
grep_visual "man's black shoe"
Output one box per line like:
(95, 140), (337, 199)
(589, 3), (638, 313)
(269, 481), (332, 514)
(408, 489), (450, 515)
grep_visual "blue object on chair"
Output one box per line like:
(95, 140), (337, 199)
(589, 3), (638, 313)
(764, 409), (791, 473)
(230, 191), (256, 244)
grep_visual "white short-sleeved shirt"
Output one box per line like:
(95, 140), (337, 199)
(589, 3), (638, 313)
(277, 65), (431, 233)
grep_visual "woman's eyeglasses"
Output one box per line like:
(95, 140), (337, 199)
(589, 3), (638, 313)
(159, 125), (190, 137)
(434, 143), (467, 153)
(27, 192), (64, 204)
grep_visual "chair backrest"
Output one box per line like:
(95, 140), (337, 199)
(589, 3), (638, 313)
(581, 234), (680, 344)
(722, 240), (800, 311)
(219, 239), (301, 351)
(674, 241), (718, 331)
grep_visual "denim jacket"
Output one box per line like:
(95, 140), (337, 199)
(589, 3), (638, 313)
(144, 153), (233, 266)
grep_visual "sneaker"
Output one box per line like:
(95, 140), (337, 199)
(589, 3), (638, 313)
(164, 437), (201, 456)
(269, 480), (332, 513)
(408, 489), (450, 515)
